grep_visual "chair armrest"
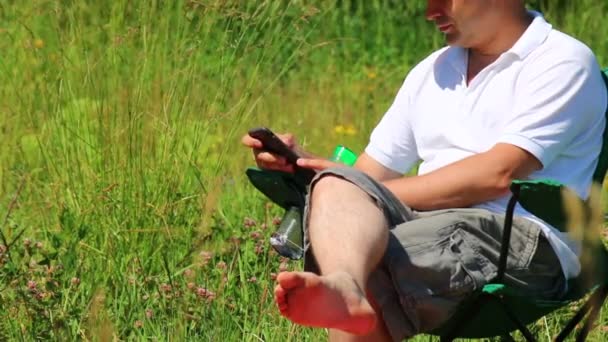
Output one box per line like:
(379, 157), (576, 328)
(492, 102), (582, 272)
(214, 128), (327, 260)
(511, 179), (568, 232)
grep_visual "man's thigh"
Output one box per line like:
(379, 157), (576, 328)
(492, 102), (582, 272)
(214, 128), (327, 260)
(368, 208), (565, 341)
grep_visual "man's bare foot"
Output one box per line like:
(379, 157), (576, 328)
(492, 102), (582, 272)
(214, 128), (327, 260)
(274, 271), (377, 335)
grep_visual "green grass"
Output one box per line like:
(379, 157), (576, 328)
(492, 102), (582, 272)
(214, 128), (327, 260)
(1, 0), (608, 340)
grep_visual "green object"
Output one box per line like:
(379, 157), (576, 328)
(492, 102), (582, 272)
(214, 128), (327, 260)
(512, 178), (567, 231)
(330, 145), (357, 166)
(245, 168), (306, 210)
(430, 68), (608, 340)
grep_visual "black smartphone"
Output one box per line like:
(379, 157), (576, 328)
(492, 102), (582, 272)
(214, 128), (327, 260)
(248, 127), (316, 183)
(248, 127), (302, 164)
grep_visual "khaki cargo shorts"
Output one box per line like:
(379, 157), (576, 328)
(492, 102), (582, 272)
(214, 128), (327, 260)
(302, 167), (565, 341)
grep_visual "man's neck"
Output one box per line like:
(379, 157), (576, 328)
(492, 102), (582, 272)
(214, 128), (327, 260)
(467, 10), (533, 84)
(470, 10), (533, 59)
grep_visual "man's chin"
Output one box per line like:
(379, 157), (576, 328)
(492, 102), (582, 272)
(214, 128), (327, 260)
(444, 33), (460, 46)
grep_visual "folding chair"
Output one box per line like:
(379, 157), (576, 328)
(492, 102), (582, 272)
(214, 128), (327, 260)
(245, 68), (608, 341)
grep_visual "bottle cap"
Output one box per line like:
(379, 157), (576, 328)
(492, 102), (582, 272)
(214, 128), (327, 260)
(330, 145), (357, 166)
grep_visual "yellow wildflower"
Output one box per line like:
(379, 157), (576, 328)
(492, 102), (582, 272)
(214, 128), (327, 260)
(345, 125), (357, 136)
(33, 39), (44, 49)
(334, 124), (357, 136)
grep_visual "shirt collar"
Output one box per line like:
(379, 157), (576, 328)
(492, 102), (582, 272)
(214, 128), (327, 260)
(441, 10), (553, 73)
(507, 10), (553, 59)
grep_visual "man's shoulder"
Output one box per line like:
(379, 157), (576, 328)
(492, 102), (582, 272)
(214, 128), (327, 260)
(531, 28), (598, 67)
(404, 46), (452, 82)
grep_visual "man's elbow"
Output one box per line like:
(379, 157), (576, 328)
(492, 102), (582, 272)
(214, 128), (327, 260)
(491, 169), (519, 198)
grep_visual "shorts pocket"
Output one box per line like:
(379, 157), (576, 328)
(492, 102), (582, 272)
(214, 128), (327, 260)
(446, 227), (497, 292)
(387, 224), (495, 299)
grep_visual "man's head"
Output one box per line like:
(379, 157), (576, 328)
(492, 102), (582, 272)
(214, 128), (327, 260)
(426, 0), (528, 51)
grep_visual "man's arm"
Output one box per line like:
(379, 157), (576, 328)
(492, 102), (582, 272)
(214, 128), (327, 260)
(381, 143), (541, 211)
(300, 142), (540, 210)
(353, 152), (404, 182)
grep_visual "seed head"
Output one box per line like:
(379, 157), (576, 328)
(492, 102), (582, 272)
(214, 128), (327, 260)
(250, 231), (262, 240)
(160, 283), (172, 293)
(254, 245), (264, 255)
(243, 217), (256, 228)
(196, 287), (207, 298)
(199, 251), (213, 265)
(272, 216), (282, 226)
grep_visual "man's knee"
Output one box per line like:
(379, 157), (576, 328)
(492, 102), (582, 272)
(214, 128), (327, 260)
(312, 173), (348, 193)
(310, 173), (372, 206)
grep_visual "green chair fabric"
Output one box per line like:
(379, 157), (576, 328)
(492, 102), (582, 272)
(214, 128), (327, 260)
(246, 168), (306, 210)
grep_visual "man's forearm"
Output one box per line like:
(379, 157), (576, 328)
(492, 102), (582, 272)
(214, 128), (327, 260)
(381, 146), (538, 210)
(382, 170), (508, 211)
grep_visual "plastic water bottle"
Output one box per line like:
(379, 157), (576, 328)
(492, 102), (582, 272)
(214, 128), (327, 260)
(330, 145), (357, 166)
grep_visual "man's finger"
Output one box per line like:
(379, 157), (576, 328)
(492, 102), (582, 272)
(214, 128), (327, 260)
(257, 160), (294, 173)
(255, 150), (288, 165)
(242, 134), (263, 149)
(297, 158), (339, 171)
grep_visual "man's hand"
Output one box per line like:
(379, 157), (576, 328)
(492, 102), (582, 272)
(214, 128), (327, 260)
(296, 158), (342, 171)
(241, 132), (298, 172)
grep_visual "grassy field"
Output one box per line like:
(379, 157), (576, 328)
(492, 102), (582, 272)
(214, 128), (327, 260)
(1, 0), (608, 340)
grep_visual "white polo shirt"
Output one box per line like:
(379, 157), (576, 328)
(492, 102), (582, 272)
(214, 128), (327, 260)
(366, 13), (607, 279)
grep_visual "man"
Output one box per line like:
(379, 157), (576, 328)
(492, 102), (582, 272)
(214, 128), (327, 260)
(242, 1), (607, 341)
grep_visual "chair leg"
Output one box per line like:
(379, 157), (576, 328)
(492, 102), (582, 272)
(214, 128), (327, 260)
(555, 285), (608, 342)
(575, 285), (608, 342)
(490, 296), (536, 342)
(440, 295), (488, 341)
(500, 334), (516, 342)
(555, 302), (590, 341)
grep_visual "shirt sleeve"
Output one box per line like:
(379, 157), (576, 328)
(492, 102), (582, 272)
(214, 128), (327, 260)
(498, 56), (607, 168)
(365, 79), (420, 174)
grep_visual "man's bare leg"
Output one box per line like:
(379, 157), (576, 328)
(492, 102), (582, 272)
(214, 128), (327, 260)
(274, 176), (390, 335)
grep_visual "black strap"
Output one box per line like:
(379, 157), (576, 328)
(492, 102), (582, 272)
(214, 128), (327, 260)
(496, 184), (520, 283)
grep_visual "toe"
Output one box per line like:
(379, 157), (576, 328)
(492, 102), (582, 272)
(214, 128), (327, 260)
(274, 284), (286, 301)
(276, 271), (306, 290)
